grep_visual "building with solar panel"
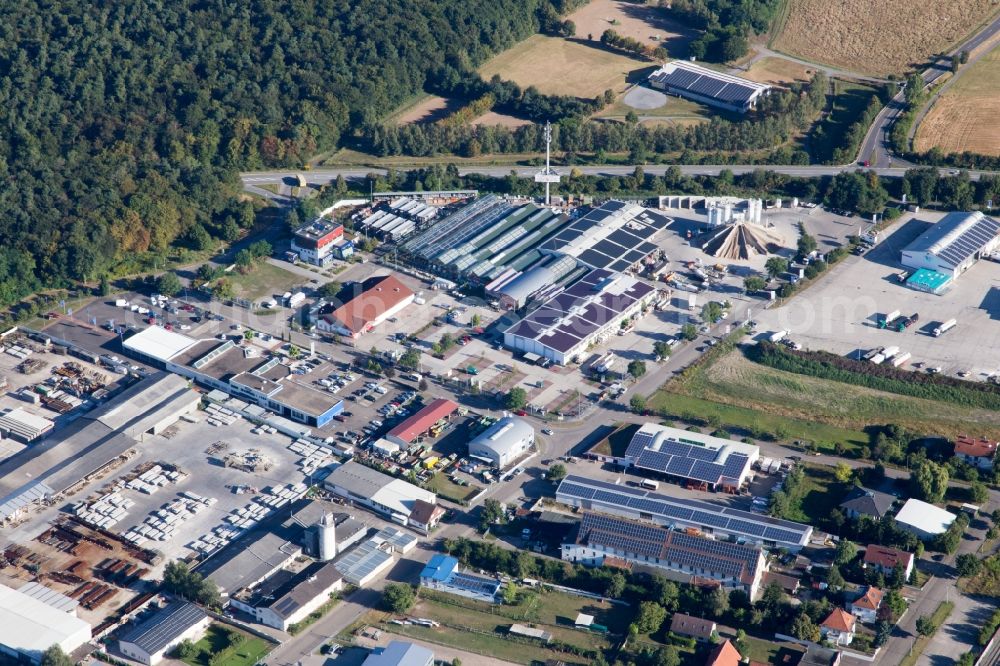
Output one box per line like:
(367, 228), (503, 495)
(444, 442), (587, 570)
(556, 475), (812, 551)
(648, 61), (772, 113)
(622, 424), (759, 491)
(503, 269), (657, 365)
(901, 211), (1000, 280)
(563, 512), (768, 598)
(419, 554), (503, 603)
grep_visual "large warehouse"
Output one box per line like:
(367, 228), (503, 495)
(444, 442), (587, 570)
(503, 268), (656, 365)
(901, 211), (1000, 280)
(315, 274), (415, 339)
(467, 416), (534, 469)
(622, 424), (759, 491)
(0, 583), (92, 662)
(556, 475), (812, 551)
(564, 512), (768, 598)
(648, 60), (771, 113)
(325, 461), (437, 527)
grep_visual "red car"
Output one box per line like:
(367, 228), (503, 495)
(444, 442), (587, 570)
(515, 410), (527, 416)
(333, 415), (347, 422)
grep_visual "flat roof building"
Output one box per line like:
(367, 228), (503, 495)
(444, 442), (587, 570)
(648, 60), (771, 113)
(325, 461), (437, 526)
(467, 416), (534, 469)
(0, 583), (92, 662)
(230, 561), (344, 631)
(117, 602), (209, 666)
(556, 475), (812, 551)
(419, 554), (502, 603)
(362, 641), (434, 666)
(335, 526), (418, 587)
(386, 398), (458, 446)
(901, 211), (1000, 279)
(0, 407), (54, 442)
(622, 423), (759, 490)
(504, 269), (657, 366)
(563, 512), (768, 598)
(894, 499), (956, 538)
(292, 219), (347, 266)
(316, 275), (415, 340)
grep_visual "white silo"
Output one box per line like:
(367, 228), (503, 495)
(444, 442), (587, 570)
(317, 512), (337, 561)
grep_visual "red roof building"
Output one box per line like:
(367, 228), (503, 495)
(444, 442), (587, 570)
(863, 544), (914, 579)
(954, 435), (998, 469)
(820, 608), (856, 646)
(318, 275), (415, 339)
(386, 398), (458, 446)
(706, 639), (742, 666)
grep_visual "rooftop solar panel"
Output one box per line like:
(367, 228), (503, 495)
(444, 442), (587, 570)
(578, 249), (614, 269)
(666, 69), (700, 88)
(608, 260), (631, 273)
(623, 249), (646, 264)
(666, 457), (695, 477)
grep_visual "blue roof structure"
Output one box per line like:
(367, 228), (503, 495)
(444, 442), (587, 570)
(420, 554), (458, 582)
(906, 268), (951, 294)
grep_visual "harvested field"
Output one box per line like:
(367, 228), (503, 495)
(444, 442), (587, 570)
(471, 111), (532, 128)
(479, 34), (647, 98)
(742, 56), (816, 85)
(772, 0), (999, 76)
(395, 96), (455, 125)
(915, 42), (1000, 156)
(568, 0), (695, 56)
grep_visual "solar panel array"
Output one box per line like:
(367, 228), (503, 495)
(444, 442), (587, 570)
(577, 513), (761, 582)
(557, 476), (811, 548)
(449, 572), (502, 596)
(539, 201), (670, 272)
(504, 269), (656, 354)
(935, 215), (1000, 270)
(627, 428), (754, 487)
(650, 65), (765, 106)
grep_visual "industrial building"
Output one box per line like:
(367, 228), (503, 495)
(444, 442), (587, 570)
(324, 461), (438, 527)
(503, 269), (657, 365)
(467, 416), (534, 469)
(403, 197), (669, 286)
(492, 255), (581, 310)
(291, 219), (353, 265)
(0, 407), (54, 442)
(356, 196), (438, 242)
(385, 398), (458, 447)
(362, 641), (434, 666)
(648, 60), (771, 113)
(0, 373), (198, 524)
(621, 424), (759, 491)
(315, 275), (415, 340)
(894, 499), (956, 538)
(230, 560), (344, 631)
(202, 529), (305, 596)
(0, 583), (92, 662)
(901, 211), (1000, 281)
(556, 475), (812, 551)
(117, 602), (209, 666)
(334, 526), (417, 586)
(563, 512), (768, 598)
(419, 554), (502, 603)
(123, 326), (343, 429)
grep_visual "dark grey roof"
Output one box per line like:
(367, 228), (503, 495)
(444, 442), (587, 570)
(648, 63), (768, 105)
(669, 612), (716, 639)
(118, 602), (206, 655)
(556, 475), (812, 548)
(800, 645), (841, 666)
(903, 211), (1000, 270)
(538, 201), (670, 269)
(257, 561), (343, 620)
(840, 486), (895, 519)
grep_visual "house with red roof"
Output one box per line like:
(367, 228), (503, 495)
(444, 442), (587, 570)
(863, 544), (914, 580)
(954, 435), (998, 470)
(820, 608), (856, 646)
(706, 639), (742, 666)
(849, 586), (884, 624)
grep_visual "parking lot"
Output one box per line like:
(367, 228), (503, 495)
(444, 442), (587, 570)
(756, 210), (1000, 378)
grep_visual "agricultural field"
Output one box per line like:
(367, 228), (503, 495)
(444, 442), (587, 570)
(771, 0), (998, 76)
(652, 348), (1000, 443)
(742, 56), (815, 85)
(915, 42), (1000, 155)
(566, 0), (696, 57)
(479, 34), (647, 99)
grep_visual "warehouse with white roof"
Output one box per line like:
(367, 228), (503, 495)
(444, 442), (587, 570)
(894, 499), (956, 539)
(622, 423), (759, 490)
(467, 416), (534, 469)
(0, 583), (92, 662)
(648, 60), (772, 113)
(901, 211), (1000, 280)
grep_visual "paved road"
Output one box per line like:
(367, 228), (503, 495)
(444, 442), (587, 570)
(734, 46), (892, 85)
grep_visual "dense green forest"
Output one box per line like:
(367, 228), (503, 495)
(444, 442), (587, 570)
(668, 0), (784, 62)
(0, 0), (580, 305)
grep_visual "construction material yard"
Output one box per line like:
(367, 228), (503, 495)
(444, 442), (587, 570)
(479, 34), (648, 99)
(771, 0), (999, 76)
(915, 42), (1000, 156)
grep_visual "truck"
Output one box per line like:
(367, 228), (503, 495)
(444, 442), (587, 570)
(881, 346), (900, 360)
(869, 353), (887, 365)
(862, 346), (884, 362)
(891, 351), (912, 367)
(405, 372), (422, 382)
(769, 330), (789, 343)
(897, 312), (919, 331)
(879, 310), (901, 329)
(687, 293), (697, 310)
(933, 318), (957, 337)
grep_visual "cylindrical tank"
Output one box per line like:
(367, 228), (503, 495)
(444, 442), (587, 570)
(317, 512), (337, 561)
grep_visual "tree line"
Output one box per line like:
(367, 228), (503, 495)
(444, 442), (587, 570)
(667, 0), (784, 63)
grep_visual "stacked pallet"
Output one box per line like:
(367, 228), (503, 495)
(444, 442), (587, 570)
(288, 439), (331, 475)
(120, 493), (216, 546)
(205, 404), (241, 427)
(71, 491), (135, 529)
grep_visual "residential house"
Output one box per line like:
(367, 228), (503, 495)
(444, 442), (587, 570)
(954, 436), (998, 470)
(839, 487), (895, 521)
(407, 499), (445, 535)
(706, 639), (742, 666)
(863, 544), (914, 580)
(668, 613), (716, 642)
(820, 608), (856, 646)
(848, 586), (884, 624)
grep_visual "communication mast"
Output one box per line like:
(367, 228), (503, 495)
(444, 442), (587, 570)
(534, 120), (561, 206)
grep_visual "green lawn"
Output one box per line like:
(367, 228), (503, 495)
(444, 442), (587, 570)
(426, 472), (480, 505)
(783, 464), (847, 525)
(181, 625), (272, 666)
(224, 262), (303, 301)
(740, 636), (805, 664)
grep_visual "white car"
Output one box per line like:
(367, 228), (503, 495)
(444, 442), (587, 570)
(542, 428), (554, 436)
